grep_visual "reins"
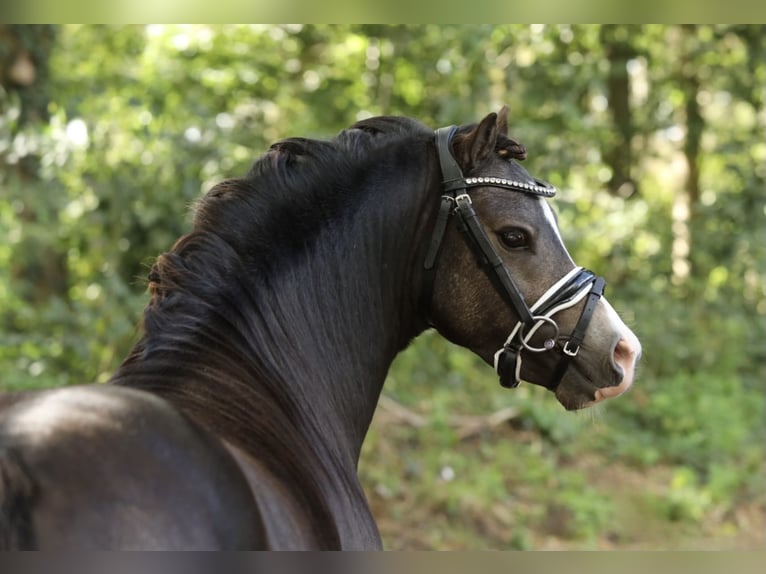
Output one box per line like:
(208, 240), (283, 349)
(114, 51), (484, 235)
(424, 126), (606, 391)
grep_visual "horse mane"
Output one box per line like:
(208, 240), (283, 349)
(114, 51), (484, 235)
(135, 119), (434, 363)
(138, 116), (434, 366)
(110, 116), (439, 544)
(183, 116), (431, 271)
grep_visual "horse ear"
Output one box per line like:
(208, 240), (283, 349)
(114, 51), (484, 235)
(496, 105), (509, 136)
(455, 111), (499, 172)
(494, 105), (528, 161)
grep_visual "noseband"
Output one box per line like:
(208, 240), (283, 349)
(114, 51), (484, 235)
(424, 126), (606, 391)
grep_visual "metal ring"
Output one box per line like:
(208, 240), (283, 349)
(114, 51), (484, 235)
(519, 316), (560, 353)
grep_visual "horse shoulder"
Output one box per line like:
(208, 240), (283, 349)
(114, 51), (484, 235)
(0, 385), (265, 549)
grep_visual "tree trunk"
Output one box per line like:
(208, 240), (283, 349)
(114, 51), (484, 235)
(600, 25), (638, 198)
(680, 25), (704, 282)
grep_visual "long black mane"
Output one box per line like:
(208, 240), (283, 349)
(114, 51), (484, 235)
(109, 116), (438, 546)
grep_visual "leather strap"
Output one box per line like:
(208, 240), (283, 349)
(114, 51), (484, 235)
(547, 276), (606, 388)
(454, 196), (534, 326)
(566, 276), (606, 356)
(435, 126), (463, 193)
(423, 196), (454, 271)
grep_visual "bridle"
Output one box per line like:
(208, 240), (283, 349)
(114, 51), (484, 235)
(423, 125), (606, 391)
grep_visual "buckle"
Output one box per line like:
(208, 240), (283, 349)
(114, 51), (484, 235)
(562, 341), (580, 357)
(454, 193), (472, 206)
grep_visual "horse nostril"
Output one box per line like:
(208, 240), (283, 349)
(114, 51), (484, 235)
(614, 338), (631, 360)
(613, 337), (640, 374)
(594, 336), (641, 402)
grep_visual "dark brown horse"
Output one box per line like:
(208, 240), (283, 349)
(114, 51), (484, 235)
(0, 107), (641, 549)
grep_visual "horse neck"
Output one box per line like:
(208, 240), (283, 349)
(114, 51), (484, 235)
(112, 154), (437, 470)
(251, 170), (436, 462)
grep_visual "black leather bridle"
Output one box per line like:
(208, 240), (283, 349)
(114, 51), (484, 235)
(424, 126), (606, 391)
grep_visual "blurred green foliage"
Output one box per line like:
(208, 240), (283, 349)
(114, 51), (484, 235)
(1, 24), (764, 549)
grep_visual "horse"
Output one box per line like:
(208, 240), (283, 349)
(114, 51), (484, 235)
(0, 106), (641, 549)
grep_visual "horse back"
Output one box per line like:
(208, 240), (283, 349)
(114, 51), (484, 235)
(0, 385), (266, 549)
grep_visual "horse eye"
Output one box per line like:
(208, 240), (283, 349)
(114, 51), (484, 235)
(498, 228), (529, 250)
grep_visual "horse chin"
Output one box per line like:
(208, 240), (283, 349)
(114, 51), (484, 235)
(515, 363), (597, 411)
(554, 372), (634, 411)
(553, 386), (596, 411)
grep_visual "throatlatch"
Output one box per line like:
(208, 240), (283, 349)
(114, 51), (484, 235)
(425, 125), (606, 391)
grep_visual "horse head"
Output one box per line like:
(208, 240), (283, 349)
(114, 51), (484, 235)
(425, 107), (641, 410)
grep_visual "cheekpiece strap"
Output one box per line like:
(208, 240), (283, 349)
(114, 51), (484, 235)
(434, 126), (468, 199)
(453, 196), (535, 326)
(423, 196), (454, 270)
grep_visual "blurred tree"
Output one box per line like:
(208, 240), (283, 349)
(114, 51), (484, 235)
(600, 25), (639, 197)
(0, 25), (56, 126)
(1, 25), (64, 306)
